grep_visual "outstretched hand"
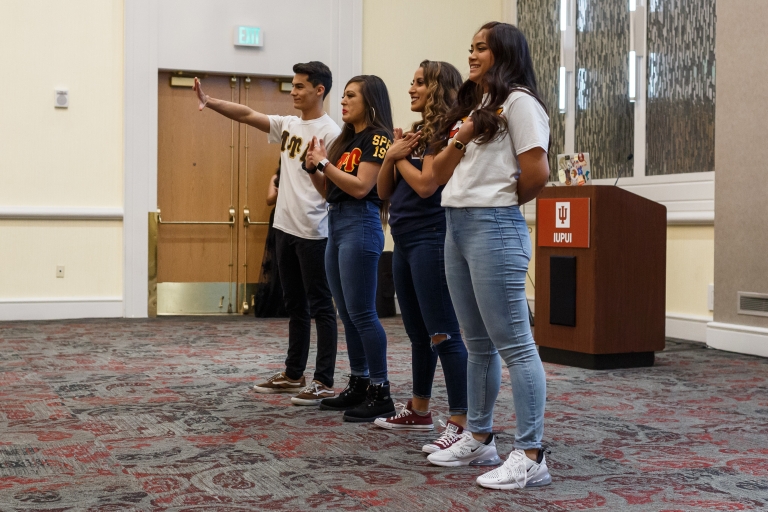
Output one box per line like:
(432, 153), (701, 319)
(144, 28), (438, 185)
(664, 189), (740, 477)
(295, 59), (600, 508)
(387, 128), (422, 161)
(305, 137), (329, 168)
(193, 78), (208, 111)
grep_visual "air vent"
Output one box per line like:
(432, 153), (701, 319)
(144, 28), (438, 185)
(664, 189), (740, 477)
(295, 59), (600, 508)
(738, 292), (768, 318)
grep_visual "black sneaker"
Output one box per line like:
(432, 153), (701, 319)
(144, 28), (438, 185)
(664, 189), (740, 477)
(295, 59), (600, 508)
(343, 381), (396, 423)
(319, 375), (370, 411)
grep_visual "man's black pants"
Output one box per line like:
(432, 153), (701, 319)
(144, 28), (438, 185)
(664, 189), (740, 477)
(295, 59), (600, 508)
(274, 229), (338, 388)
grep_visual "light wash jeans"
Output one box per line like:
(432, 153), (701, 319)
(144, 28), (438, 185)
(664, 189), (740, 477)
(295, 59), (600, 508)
(444, 206), (546, 450)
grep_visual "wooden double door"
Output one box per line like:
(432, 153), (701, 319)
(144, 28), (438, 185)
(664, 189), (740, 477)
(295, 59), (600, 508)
(156, 72), (293, 314)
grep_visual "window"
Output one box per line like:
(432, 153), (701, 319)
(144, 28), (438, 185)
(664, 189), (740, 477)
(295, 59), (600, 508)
(518, 0), (716, 180)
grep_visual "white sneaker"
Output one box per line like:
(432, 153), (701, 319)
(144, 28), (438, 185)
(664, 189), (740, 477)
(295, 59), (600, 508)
(422, 420), (464, 454)
(476, 449), (552, 490)
(427, 432), (501, 467)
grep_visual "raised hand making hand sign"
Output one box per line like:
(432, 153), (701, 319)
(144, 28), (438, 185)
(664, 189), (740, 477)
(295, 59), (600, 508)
(193, 78), (208, 111)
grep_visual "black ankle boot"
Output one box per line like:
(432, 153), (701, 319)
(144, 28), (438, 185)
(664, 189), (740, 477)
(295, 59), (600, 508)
(343, 381), (395, 423)
(319, 375), (370, 411)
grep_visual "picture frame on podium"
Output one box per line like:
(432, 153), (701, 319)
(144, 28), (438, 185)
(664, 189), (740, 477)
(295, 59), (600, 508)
(557, 152), (591, 186)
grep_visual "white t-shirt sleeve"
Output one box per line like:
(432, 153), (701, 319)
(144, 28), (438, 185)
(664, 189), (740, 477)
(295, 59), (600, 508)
(267, 115), (286, 144)
(320, 122), (341, 149)
(506, 94), (550, 155)
(323, 131), (338, 147)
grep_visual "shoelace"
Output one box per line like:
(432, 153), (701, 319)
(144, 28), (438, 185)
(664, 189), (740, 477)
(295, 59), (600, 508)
(364, 383), (388, 407)
(390, 402), (412, 419)
(299, 382), (323, 395)
(433, 420), (462, 447)
(488, 449), (529, 488)
(267, 371), (285, 383)
(446, 432), (474, 455)
(338, 374), (355, 397)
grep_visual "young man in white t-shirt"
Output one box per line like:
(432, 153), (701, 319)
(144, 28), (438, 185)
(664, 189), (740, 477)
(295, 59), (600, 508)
(193, 62), (341, 405)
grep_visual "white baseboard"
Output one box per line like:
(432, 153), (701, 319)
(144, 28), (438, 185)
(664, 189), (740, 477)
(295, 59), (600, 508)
(665, 313), (711, 343)
(707, 321), (768, 358)
(0, 297), (123, 321)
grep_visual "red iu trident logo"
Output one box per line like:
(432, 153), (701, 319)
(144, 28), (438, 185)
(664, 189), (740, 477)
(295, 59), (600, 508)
(555, 202), (570, 229)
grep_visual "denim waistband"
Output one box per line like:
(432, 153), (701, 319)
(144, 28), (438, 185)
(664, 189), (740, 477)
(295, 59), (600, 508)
(328, 200), (379, 213)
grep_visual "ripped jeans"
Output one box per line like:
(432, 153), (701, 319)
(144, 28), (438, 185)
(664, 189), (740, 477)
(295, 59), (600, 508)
(393, 226), (468, 415)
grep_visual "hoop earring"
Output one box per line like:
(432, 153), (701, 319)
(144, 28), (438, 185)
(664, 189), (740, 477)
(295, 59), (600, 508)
(370, 107), (376, 123)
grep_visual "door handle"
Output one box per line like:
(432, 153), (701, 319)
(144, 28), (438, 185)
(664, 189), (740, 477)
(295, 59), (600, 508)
(243, 207), (268, 226)
(157, 207), (236, 225)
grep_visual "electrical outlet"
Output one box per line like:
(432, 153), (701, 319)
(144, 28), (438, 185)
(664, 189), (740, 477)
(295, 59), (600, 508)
(56, 266), (65, 278)
(707, 284), (714, 311)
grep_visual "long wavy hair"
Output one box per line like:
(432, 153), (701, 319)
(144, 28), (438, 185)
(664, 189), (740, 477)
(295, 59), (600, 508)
(326, 75), (394, 225)
(409, 60), (462, 155)
(433, 22), (547, 151)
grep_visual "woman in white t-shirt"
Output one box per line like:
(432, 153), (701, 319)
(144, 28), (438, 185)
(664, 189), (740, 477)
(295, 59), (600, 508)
(425, 22), (552, 491)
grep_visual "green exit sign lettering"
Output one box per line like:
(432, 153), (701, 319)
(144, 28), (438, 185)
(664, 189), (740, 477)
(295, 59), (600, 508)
(235, 26), (263, 47)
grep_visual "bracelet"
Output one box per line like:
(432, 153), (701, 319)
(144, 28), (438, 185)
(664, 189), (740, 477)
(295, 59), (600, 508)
(301, 161), (317, 175)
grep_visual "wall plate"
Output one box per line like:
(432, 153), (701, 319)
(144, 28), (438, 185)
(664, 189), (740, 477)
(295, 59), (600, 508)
(55, 89), (69, 108)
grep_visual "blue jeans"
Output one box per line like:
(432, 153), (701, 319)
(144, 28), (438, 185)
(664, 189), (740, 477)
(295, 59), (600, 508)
(325, 201), (388, 384)
(393, 227), (468, 415)
(444, 206), (546, 450)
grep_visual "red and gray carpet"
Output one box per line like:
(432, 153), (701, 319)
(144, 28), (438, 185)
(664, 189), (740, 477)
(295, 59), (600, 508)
(0, 316), (767, 511)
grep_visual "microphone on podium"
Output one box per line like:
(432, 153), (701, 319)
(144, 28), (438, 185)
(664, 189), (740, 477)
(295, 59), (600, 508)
(614, 153), (633, 187)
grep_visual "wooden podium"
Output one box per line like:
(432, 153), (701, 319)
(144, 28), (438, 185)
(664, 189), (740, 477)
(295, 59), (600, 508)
(534, 185), (666, 369)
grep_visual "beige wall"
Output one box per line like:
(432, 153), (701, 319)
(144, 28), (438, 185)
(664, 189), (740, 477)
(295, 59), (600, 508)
(0, 0), (124, 300)
(713, 1), (768, 328)
(666, 226), (715, 317)
(0, 0), (718, 327)
(363, 0), (507, 251)
(0, 221), (123, 299)
(362, 0), (507, 133)
(361, 1), (715, 324)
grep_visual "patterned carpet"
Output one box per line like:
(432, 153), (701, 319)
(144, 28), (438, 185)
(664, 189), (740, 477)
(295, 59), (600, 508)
(0, 316), (767, 511)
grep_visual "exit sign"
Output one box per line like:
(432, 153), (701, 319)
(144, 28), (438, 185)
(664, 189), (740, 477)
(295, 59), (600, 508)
(234, 26), (263, 47)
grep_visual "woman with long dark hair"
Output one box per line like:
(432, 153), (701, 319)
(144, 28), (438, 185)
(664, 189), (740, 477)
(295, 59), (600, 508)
(304, 75), (396, 423)
(425, 22), (552, 490)
(253, 161), (288, 318)
(375, 60), (470, 454)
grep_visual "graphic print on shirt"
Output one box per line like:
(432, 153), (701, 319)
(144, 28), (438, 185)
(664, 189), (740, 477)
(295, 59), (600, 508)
(448, 107), (505, 139)
(449, 118), (466, 139)
(337, 148), (362, 172)
(280, 130), (307, 161)
(335, 135), (391, 174)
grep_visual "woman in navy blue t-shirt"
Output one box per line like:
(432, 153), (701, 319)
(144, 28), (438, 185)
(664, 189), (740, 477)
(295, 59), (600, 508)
(376, 60), (469, 454)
